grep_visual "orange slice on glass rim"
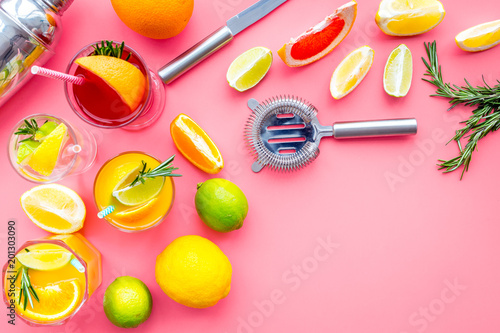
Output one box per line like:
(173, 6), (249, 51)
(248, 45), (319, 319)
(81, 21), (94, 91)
(170, 114), (224, 174)
(75, 55), (146, 110)
(278, 1), (357, 67)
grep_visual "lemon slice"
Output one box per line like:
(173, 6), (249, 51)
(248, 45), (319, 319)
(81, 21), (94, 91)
(375, 0), (445, 36)
(16, 244), (72, 270)
(115, 198), (159, 222)
(27, 123), (67, 176)
(383, 44), (412, 97)
(20, 184), (86, 234)
(455, 19), (500, 52)
(226, 47), (273, 92)
(75, 56), (146, 110)
(330, 45), (374, 99)
(16, 280), (82, 322)
(113, 177), (164, 206)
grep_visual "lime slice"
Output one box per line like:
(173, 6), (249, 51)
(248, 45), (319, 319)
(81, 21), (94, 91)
(16, 244), (72, 271)
(113, 177), (164, 206)
(28, 123), (68, 176)
(227, 47), (273, 92)
(35, 121), (58, 141)
(16, 140), (40, 165)
(383, 44), (412, 97)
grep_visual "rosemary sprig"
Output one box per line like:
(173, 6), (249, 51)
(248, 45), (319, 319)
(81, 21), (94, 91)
(14, 119), (39, 143)
(422, 41), (500, 179)
(14, 263), (39, 311)
(92, 40), (131, 61)
(130, 155), (182, 187)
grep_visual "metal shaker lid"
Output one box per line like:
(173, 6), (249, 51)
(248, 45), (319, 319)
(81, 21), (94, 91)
(40, 0), (74, 14)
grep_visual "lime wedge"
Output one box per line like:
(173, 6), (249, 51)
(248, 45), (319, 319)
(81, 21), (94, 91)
(383, 44), (413, 97)
(16, 244), (72, 271)
(35, 121), (58, 141)
(113, 177), (164, 207)
(16, 140), (40, 165)
(227, 47), (273, 92)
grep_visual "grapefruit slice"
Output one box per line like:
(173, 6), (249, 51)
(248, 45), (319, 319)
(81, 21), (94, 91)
(278, 1), (357, 67)
(75, 56), (146, 111)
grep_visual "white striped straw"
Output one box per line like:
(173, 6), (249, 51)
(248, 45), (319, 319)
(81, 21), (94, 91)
(31, 66), (85, 85)
(97, 205), (115, 219)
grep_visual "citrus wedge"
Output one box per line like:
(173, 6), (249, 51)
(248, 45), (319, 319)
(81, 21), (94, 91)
(28, 123), (67, 176)
(227, 47), (272, 92)
(115, 198), (159, 222)
(330, 45), (374, 100)
(16, 280), (82, 322)
(35, 121), (58, 141)
(20, 184), (86, 234)
(278, 1), (357, 67)
(384, 44), (412, 97)
(375, 0), (445, 36)
(16, 140), (40, 165)
(170, 114), (224, 174)
(16, 244), (72, 271)
(112, 177), (164, 207)
(455, 20), (500, 52)
(75, 55), (146, 111)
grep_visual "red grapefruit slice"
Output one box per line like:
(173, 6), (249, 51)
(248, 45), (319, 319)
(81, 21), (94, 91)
(278, 1), (357, 67)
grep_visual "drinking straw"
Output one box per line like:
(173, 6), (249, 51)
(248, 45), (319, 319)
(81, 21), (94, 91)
(70, 258), (85, 273)
(31, 66), (85, 85)
(97, 205), (115, 219)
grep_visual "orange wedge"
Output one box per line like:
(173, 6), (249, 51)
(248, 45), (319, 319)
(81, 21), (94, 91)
(75, 56), (146, 111)
(278, 1), (357, 67)
(170, 114), (224, 174)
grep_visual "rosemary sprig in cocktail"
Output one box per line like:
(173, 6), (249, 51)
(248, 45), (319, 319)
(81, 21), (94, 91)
(14, 249), (39, 311)
(92, 40), (131, 61)
(422, 41), (500, 179)
(130, 155), (182, 187)
(14, 119), (39, 143)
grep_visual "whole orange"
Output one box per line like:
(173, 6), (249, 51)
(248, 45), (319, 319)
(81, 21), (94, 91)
(111, 0), (194, 39)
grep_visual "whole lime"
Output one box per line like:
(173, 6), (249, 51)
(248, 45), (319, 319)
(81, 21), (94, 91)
(103, 276), (153, 328)
(195, 178), (248, 232)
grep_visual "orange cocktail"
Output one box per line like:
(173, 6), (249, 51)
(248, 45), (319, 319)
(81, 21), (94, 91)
(94, 152), (176, 232)
(2, 233), (102, 326)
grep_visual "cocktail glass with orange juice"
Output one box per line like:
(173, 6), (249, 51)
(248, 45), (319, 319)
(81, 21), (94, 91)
(2, 233), (102, 326)
(64, 41), (165, 130)
(94, 152), (180, 232)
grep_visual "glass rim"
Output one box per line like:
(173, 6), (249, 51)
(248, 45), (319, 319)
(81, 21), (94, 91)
(1, 239), (89, 326)
(93, 151), (176, 232)
(63, 40), (152, 129)
(7, 113), (78, 184)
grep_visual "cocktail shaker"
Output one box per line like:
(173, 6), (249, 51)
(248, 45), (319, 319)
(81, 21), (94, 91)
(0, 0), (73, 107)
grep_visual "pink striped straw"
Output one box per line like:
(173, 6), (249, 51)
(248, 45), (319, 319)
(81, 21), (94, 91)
(31, 66), (85, 85)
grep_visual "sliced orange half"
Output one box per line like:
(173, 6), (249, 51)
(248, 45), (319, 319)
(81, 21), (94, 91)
(278, 1), (357, 67)
(75, 55), (146, 111)
(170, 114), (224, 174)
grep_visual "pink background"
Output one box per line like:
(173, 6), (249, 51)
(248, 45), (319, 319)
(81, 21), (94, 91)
(1, 0), (500, 332)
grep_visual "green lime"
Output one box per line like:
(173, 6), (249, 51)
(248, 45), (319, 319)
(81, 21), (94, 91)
(195, 178), (248, 232)
(16, 140), (40, 165)
(35, 121), (58, 141)
(112, 176), (164, 207)
(103, 276), (152, 328)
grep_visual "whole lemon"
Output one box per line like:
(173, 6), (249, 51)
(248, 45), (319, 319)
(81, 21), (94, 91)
(195, 178), (248, 232)
(155, 235), (232, 308)
(111, 0), (194, 39)
(103, 276), (153, 328)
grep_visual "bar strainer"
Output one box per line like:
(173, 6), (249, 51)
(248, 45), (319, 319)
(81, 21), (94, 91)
(245, 95), (417, 173)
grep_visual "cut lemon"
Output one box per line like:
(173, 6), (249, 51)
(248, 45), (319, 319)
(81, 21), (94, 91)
(16, 244), (72, 270)
(330, 45), (374, 99)
(20, 184), (86, 234)
(170, 114), (224, 174)
(227, 47), (272, 92)
(28, 123), (67, 176)
(375, 0), (445, 36)
(383, 44), (412, 97)
(113, 176), (164, 206)
(75, 55), (146, 111)
(16, 280), (82, 322)
(278, 1), (357, 67)
(455, 19), (500, 52)
(115, 198), (159, 222)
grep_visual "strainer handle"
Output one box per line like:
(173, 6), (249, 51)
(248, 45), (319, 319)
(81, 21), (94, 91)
(332, 118), (417, 138)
